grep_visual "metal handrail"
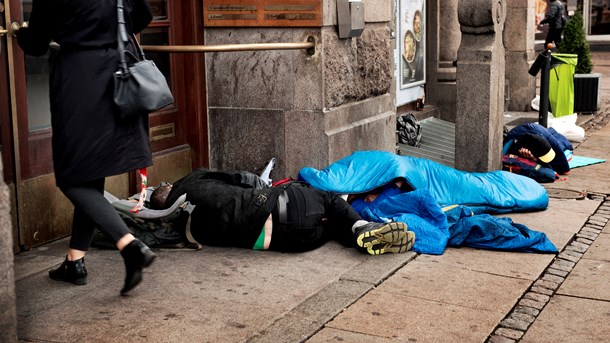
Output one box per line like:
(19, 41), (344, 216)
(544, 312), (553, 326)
(141, 38), (316, 55)
(44, 39), (316, 55)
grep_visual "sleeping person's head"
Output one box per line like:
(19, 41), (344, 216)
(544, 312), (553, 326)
(150, 183), (173, 210)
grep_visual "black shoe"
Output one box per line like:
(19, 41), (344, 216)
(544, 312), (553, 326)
(355, 222), (415, 255)
(49, 256), (88, 285)
(120, 239), (156, 295)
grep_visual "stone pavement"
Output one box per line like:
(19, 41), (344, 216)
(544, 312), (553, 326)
(13, 52), (610, 343)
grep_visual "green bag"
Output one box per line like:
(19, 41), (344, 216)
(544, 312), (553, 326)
(548, 53), (577, 118)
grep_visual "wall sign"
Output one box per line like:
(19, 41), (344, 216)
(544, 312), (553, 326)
(395, 0), (426, 106)
(203, 0), (323, 27)
(398, 0), (425, 89)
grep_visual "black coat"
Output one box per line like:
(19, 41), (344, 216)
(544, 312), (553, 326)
(17, 0), (153, 187)
(540, 0), (565, 29)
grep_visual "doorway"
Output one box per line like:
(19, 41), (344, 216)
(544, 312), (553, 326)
(0, 0), (208, 251)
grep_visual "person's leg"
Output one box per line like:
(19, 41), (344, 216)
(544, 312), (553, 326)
(62, 178), (134, 249)
(53, 179), (155, 293)
(311, 185), (415, 255)
(546, 28), (561, 48)
(268, 183), (329, 252)
(544, 31), (553, 48)
(270, 182), (414, 255)
(555, 28), (563, 46)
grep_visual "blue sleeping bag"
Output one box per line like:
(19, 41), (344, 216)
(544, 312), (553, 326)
(299, 150), (549, 214)
(298, 151), (556, 255)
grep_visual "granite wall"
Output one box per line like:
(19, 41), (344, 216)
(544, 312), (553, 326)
(205, 0), (395, 178)
(0, 153), (17, 342)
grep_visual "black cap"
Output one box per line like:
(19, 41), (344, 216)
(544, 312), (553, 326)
(516, 134), (556, 163)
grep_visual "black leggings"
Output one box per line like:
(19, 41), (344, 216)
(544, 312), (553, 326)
(60, 178), (130, 251)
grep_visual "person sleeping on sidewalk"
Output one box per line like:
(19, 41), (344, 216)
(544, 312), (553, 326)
(150, 168), (416, 255)
(502, 133), (559, 183)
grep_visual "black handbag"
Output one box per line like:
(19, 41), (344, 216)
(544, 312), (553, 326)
(113, 0), (174, 118)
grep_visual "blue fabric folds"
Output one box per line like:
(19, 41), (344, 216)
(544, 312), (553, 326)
(444, 206), (557, 253)
(299, 151), (549, 213)
(298, 151), (557, 255)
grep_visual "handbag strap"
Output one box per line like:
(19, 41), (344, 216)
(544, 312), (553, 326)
(116, 0), (146, 74)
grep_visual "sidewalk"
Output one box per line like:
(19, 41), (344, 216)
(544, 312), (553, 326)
(14, 52), (610, 343)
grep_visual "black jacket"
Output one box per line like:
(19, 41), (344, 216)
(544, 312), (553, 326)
(540, 0), (565, 29)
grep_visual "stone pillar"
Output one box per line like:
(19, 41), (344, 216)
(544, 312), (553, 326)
(439, 0), (461, 63)
(0, 154), (17, 343)
(426, 0), (461, 122)
(455, 0), (506, 172)
(505, 0), (536, 111)
(205, 1), (395, 177)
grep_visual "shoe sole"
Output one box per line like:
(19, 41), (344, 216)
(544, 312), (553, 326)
(356, 222), (411, 255)
(120, 255), (156, 295)
(371, 230), (416, 255)
(49, 274), (87, 286)
(142, 252), (156, 268)
(388, 230), (416, 254)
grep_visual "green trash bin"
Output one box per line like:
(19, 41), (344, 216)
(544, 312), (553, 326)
(548, 53), (577, 118)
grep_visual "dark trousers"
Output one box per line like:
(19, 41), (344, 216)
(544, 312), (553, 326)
(60, 178), (130, 251)
(269, 182), (361, 252)
(168, 169), (281, 249)
(545, 27), (563, 48)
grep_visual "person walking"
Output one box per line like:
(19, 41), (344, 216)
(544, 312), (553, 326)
(540, 0), (566, 48)
(16, 0), (156, 295)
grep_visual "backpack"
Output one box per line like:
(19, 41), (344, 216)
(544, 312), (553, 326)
(92, 191), (200, 249)
(502, 155), (557, 183)
(397, 113), (422, 147)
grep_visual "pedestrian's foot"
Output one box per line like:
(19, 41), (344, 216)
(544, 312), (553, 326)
(355, 222), (415, 255)
(48, 256), (88, 285)
(120, 239), (156, 295)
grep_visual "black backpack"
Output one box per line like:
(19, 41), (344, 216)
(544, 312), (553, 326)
(397, 113), (422, 147)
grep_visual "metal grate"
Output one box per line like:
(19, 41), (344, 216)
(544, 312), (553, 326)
(397, 117), (455, 167)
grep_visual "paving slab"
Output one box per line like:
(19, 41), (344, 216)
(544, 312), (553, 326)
(324, 289), (502, 342)
(307, 327), (395, 343)
(417, 248), (554, 281)
(13, 238), (72, 281)
(604, 220), (610, 234)
(520, 295), (610, 343)
(375, 257), (532, 312)
(16, 242), (368, 343)
(546, 122), (610, 195)
(557, 253), (610, 300)
(581, 232), (610, 262)
(16, 240), (418, 343)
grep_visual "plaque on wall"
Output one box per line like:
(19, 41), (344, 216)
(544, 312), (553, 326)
(203, 0), (322, 27)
